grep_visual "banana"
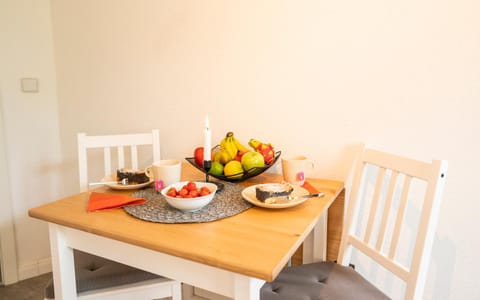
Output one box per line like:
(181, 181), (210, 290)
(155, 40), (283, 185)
(231, 133), (249, 153)
(220, 132), (238, 159)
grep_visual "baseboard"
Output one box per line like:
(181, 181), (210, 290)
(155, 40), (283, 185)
(38, 258), (52, 274)
(18, 257), (52, 280)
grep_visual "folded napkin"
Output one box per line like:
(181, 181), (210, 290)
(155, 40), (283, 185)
(302, 181), (320, 194)
(87, 192), (146, 212)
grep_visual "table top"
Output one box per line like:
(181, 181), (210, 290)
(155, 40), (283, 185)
(29, 163), (344, 282)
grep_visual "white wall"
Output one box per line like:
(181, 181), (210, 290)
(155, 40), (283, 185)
(1, 0), (478, 298)
(0, 0), (62, 280)
(0, 90), (19, 285)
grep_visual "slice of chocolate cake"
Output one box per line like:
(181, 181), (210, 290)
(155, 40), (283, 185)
(116, 168), (150, 184)
(255, 183), (294, 202)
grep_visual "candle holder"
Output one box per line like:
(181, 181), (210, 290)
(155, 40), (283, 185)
(203, 160), (224, 192)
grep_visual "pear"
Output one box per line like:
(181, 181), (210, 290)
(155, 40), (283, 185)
(214, 150), (232, 165)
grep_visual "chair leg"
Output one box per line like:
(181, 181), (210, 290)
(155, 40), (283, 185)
(171, 281), (182, 300)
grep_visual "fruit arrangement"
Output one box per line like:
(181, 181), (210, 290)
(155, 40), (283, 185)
(188, 132), (280, 182)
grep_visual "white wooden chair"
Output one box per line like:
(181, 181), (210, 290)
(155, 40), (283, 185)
(77, 129), (161, 192)
(45, 129), (182, 299)
(261, 145), (448, 300)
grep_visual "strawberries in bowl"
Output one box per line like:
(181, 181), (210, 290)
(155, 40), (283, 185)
(161, 181), (217, 212)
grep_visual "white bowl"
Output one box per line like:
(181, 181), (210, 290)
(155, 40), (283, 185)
(161, 181), (217, 212)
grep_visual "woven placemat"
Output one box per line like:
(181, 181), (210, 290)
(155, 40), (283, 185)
(123, 182), (252, 223)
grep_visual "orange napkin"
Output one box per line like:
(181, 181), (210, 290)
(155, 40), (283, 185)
(87, 192), (146, 212)
(302, 181), (320, 194)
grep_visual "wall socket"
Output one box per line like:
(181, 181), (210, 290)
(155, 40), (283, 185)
(21, 78), (39, 93)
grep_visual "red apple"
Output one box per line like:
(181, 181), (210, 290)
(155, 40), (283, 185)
(194, 147), (204, 167)
(234, 150), (248, 162)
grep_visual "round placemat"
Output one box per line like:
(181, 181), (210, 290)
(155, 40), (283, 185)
(123, 182), (252, 223)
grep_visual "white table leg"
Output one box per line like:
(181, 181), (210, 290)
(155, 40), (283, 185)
(303, 211), (328, 263)
(49, 223), (77, 299)
(233, 274), (264, 300)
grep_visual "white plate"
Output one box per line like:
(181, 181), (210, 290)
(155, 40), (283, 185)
(101, 175), (153, 190)
(241, 184), (310, 209)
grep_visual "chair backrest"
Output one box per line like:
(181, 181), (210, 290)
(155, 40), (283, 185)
(337, 145), (447, 300)
(77, 129), (160, 192)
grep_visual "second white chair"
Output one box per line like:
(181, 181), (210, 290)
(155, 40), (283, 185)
(45, 129), (181, 300)
(261, 145), (447, 300)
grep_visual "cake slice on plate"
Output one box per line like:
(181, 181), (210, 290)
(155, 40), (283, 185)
(116, 168), (150, 184)
(255, 183), (294, 202)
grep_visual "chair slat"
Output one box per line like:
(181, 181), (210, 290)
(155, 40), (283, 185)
(349, 236), (410, 281)
(376, 171), (398, 251)
(77, 133), (88, 191)
(104, 147), (111, 177)
(82, 133), (156, 148)
(152, 130), (161, 162)
(117, 146), (125, 169)
(131, 145), (138, 170)
(365, 167), (385, 245)
(388, 175), (412, 259)
(337, 161), (368, 265)
(363, 149), (432, 180)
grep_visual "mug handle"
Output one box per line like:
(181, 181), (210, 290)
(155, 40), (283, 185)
(307, 160), (314, 170)
(145, 166), (153, 179)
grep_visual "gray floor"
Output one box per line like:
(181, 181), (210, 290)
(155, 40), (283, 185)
(0, 274), (176, 300)
(0, 273), (51, 300)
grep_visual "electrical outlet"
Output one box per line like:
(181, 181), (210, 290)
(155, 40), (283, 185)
(21, 78), (38, 93)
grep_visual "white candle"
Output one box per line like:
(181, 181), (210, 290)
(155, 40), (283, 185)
(204, 115), (211, 163)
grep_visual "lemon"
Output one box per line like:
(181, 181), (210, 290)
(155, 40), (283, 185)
(223, 160), (244, 179)
(209, 161), (224, 176)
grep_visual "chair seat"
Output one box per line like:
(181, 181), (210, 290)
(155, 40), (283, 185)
(45, 250), (165, 298)
(261, 261), (390, 300)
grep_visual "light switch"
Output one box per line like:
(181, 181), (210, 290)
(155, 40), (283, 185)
(21, 78), (39, 93)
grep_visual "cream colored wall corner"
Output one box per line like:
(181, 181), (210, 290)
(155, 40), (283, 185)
(0, 92), (19, 285)
(0, 0), (62, 281)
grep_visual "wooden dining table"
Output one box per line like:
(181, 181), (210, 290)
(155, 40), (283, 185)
(29, 163), (344, 300)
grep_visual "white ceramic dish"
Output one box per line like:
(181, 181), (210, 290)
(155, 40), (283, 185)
(101, 175), (153, 190)
(241, 183), (310, 209)
(161, 181), (217, 212)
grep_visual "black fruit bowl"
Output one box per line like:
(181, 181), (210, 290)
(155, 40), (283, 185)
(185, 150), (281, 182)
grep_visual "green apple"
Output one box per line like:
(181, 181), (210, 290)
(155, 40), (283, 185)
(209, 161), (224, 176)
(241, 151), (265, 171)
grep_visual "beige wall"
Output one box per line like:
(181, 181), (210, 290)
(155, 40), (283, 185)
(0, 0), (62, 280)
(1, 0), (478, 298)
(0, 89), (18, 284)
(50, 1), (479, 298)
